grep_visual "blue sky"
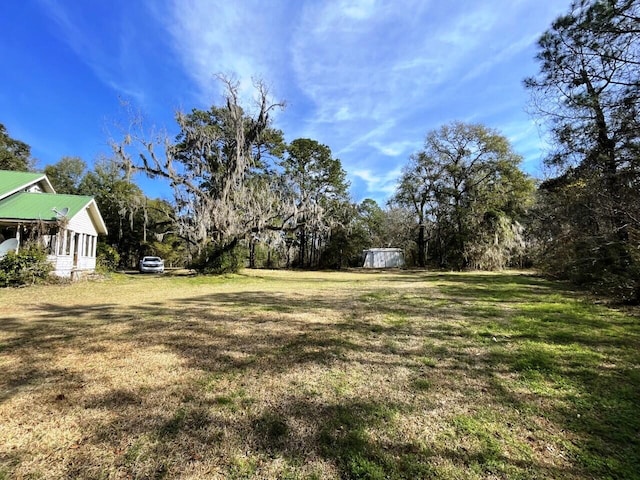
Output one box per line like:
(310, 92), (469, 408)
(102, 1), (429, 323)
(1, 0), (571, 204)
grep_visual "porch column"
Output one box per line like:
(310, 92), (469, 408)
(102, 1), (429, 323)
(60, 229), (67, 255)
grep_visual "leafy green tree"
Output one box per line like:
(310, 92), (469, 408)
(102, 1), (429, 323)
(280, 138), (349, 268)
(317, 199), (417, 269)
(79, 159), (147, 267)
(525, 0), (640, 301)
(394, 122), (534, 270)
(379, 206), (417, 264)
(80, 160), (184, 268)
(0, 123), (33, 171)
(138, 198), (186, 267)
(357, 199), (387, 247)
(44, 156), (86, 194)
(318, 200), (365, 269)
(95, 243), (120, 272)
(393, 151), (440, 266)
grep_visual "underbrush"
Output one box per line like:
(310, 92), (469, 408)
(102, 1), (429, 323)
(0, 245), (52, 287)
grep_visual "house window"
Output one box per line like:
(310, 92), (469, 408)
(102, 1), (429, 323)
(65, 230), (72, 256)
(58, 230), (65, 256)
(48, 234), (57, 255)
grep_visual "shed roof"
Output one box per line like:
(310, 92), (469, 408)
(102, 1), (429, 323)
(0, 192), (107, 234)
(0, 170), (55, 199)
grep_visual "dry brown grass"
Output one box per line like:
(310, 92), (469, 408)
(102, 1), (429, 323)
(0, 269), (638, 479)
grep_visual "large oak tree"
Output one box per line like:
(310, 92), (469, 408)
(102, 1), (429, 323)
(394, 122), (534, 270)
(113, 77), (286, 271)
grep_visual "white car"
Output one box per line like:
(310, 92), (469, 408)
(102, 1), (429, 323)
(139, 256), (164, 273)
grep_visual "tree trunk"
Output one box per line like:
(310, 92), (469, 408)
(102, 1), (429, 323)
(417, 224), (426, 267)
(582, 69), (629, 270)
(299, 229), (306, 267)
(249, 240), (255, 268)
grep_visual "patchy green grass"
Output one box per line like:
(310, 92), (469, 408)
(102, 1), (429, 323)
(0, 269), (638, 479)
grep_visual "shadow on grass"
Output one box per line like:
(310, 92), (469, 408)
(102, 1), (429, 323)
(1, 270), (638, 479)
(60, 391), (580, 480)
(433, 273), (560, 303)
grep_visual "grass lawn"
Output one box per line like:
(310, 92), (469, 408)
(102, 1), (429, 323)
(0, 269), (639, 479)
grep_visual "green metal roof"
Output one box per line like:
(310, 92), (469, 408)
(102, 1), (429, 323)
(0, 170), (50, 197)
(0, 192), (93, 222)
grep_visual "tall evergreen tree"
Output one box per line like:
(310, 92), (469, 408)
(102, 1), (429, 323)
(280, 138), (349, 268)
(525, 0), (640, 301)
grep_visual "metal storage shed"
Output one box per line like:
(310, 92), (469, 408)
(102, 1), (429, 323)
(362, 248), (405, 268)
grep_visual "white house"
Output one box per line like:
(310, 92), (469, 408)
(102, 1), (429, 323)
(0, 170), (107, 278)
(362, 248), (405, 268)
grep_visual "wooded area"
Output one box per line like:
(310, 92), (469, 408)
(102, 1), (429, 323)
(1, 0), (638, 302)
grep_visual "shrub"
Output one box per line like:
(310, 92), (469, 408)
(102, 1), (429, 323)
(96, 243), (120, 272)
(0, 246), (53, 287)
(191, 240), (246, 274)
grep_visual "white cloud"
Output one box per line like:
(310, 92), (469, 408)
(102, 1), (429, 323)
(370, 140), (421, 157)
(154, 0), (573, 200)
(337, 120), (397, 155)
(352, 166), (403, 197)
(290, 0), (572, 124)
(309, 0), (391, 35)
(457, 33), (541, 85)
(160, 0), (291, 105)
(334, 106), (354, 122)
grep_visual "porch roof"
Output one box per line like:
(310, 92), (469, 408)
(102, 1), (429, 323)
(0, 192), (93, 222)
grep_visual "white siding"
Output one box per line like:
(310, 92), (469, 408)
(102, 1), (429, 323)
(48, 244), (97, 277)
(67, 208), (98, 236)
(48, 254), (74, 277)
(77, 256), (97, 270)
(47, 207), (100, 277)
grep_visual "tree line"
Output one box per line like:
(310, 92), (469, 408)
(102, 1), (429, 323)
(1, 0), (637, 301)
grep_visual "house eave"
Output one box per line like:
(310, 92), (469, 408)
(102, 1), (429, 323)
(86, 199), (108, 235)
(0, 217), (58, 225)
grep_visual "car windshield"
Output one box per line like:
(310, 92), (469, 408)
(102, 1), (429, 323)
(144, 257), (161, 262)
